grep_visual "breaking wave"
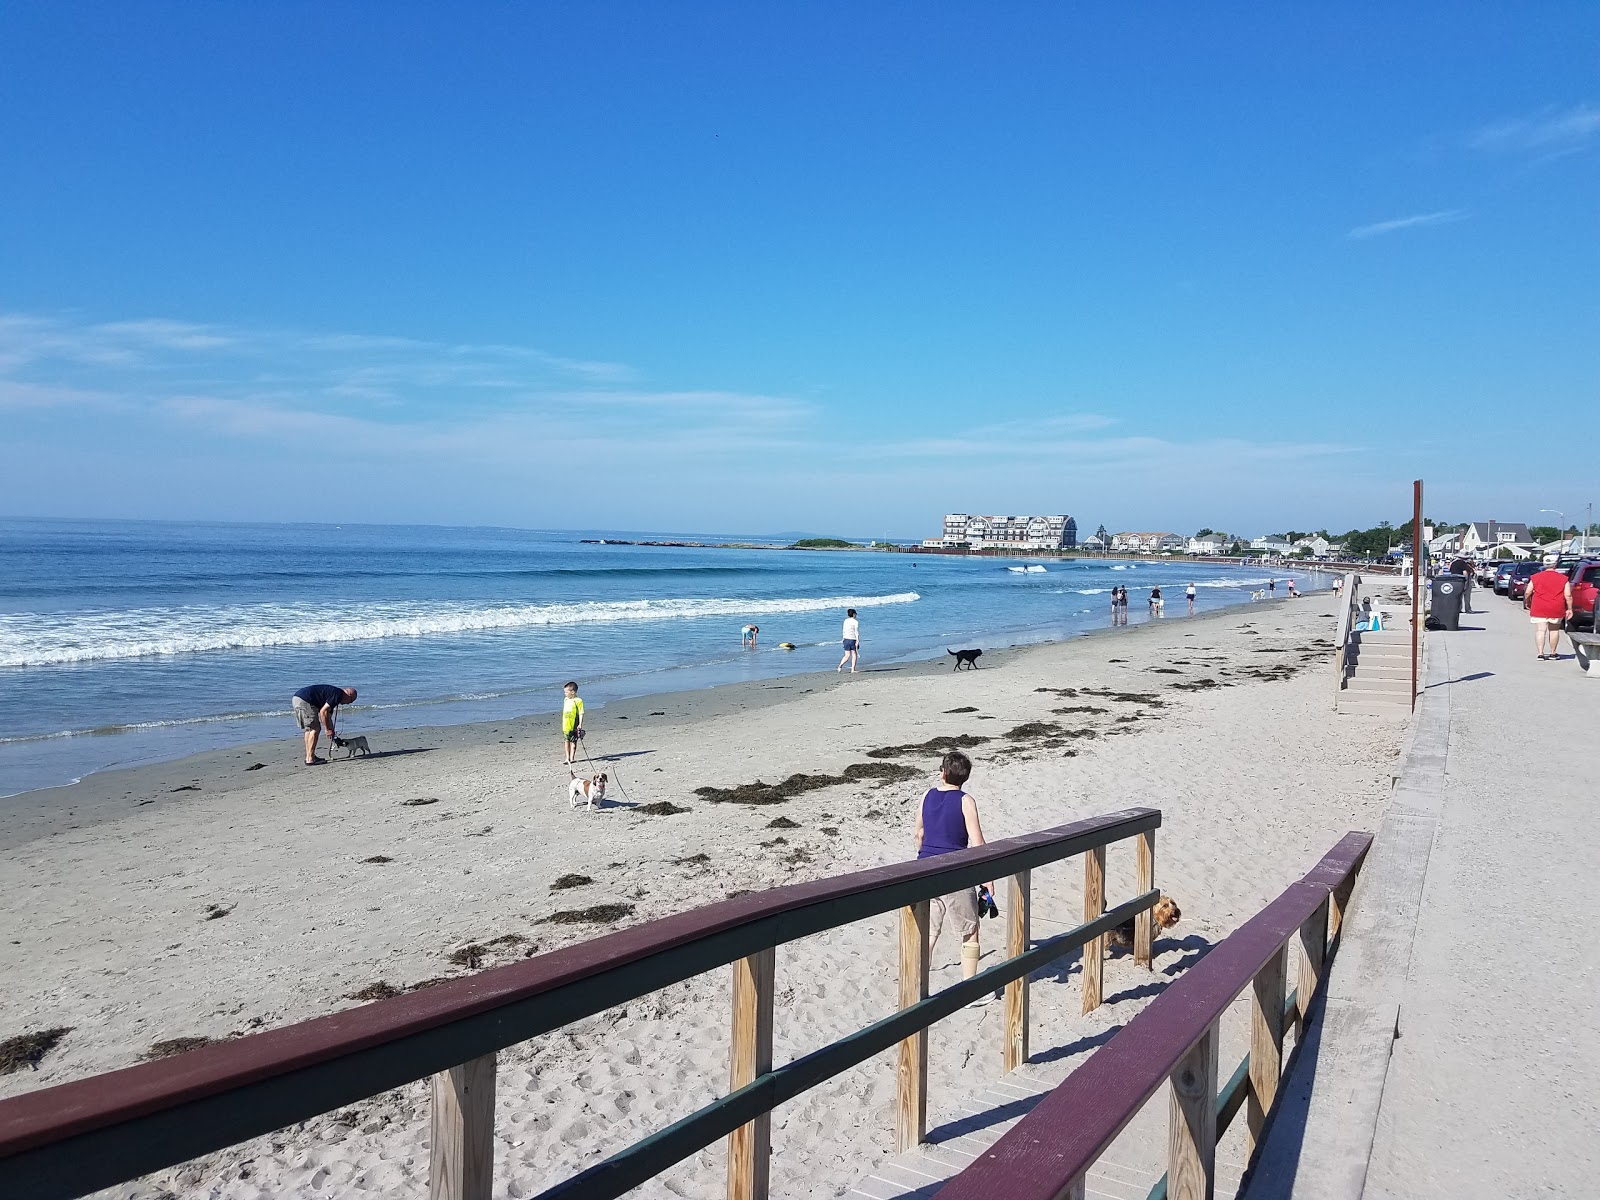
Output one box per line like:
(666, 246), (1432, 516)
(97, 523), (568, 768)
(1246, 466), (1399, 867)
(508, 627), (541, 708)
(0, 592), (922, 668)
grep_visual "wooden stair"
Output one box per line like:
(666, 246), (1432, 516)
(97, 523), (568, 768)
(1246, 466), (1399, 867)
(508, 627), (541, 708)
(1338, 627), (1416, 715)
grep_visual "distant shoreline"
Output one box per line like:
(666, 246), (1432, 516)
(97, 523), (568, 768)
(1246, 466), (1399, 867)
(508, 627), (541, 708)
(577, 537), (1392, 572)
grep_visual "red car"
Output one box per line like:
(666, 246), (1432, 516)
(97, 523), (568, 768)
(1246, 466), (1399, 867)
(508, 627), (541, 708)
(1506, 562), (1541, 600)
(1567, 560), (1600, 630)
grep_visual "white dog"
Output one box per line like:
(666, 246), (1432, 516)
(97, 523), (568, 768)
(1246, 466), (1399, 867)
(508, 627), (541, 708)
(568, 772), (608, 811)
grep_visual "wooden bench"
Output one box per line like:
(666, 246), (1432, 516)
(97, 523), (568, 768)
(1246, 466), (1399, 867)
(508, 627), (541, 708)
(1568, 631), (1600, 677)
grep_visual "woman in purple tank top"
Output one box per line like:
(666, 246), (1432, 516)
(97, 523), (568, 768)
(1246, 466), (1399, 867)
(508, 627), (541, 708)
(913, 750), (993, 983)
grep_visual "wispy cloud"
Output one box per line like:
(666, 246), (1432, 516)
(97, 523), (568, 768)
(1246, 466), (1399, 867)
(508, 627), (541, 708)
(1346, 209), (1466, 241)
(0, 311), (815, 464)
(1470, 103), (1600, 155)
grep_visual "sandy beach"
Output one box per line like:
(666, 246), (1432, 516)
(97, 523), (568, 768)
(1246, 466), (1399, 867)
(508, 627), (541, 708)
(0, 595), (1404, 1199)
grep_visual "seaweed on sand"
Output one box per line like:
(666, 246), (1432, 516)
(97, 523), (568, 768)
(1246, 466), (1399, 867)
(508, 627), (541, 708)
(694, 761), (919, 805)
(1052, 705), (1108, 715)
(636, 801), (689, 816)
(346, 982), (401, 1002)
(767, 816), (800, 829)
(1081, 688), (1166, 707)
(362, 855), (394, 864)
(1003, 722), (1065, 740)
(143, 1036), (213, 1060)
(543, 904), (635, 926)
(550, 873), (593, 890)
(401, 797), (440, 807)
(673, 853), (711, 866)
(864, 736), (990, 760)
(0, 1027), (72, 1074)
(943, 706), (979, 714)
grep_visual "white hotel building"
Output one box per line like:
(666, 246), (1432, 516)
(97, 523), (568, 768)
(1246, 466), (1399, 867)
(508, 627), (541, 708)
(925, 514), (1078, 551)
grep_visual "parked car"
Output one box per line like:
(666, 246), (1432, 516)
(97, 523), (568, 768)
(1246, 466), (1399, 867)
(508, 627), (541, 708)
(1476, 561), (1500, 587)
(1507, 561), (1542, 600)
(1567, 560), (1600, 630)
(1493, 562), (1520, 594)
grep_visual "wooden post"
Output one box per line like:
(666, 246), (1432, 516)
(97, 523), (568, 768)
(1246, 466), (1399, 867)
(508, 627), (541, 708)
(1082, 846), (1106, 1013)
(428, 1052), (496, 1200)
(1004, 870), (1031, 1072)
(1329, 873), (1356, 941)
(1168, 1022), (1219, 1200)
(1247, 945), (1288, 1153)
(1297, 898), (1329, 1027)
(897, 901), (930, 1151)
(727, 947), (776, 1200)
(1135, 829), (1156, 969)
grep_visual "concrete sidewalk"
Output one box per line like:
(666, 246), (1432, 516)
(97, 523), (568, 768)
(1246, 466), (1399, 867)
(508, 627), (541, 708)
(1251, 588), (1600, 1197)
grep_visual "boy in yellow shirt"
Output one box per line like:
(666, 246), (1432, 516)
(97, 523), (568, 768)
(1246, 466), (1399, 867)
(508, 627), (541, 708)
(561, 680), (585, 765)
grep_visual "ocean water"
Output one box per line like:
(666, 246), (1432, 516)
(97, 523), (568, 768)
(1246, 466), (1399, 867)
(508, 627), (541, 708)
(0, 519), (1324, 796)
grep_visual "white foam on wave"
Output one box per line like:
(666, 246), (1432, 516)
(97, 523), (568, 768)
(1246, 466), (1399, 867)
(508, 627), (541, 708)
(1005, 565), (1048, 574)
(0, 592), (922, 668)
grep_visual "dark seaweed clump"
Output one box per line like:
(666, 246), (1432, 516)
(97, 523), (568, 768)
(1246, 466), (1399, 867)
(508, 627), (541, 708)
(943, 706), (979, 714)
(143, 1036), (213, 1061)
(865, 735), (990, 760)
(767, 816), (800, 829)
(636, 801), (689, 816)
(1003, 721), (1065, 740)
(544, 904), (635, 925)
(0, 1027), (72, 1075)
(362, 855), (394, 864)
(695, 761), (919, 805)
(1053, 705), (1108, 715)
(1081, 688), (1166, 708)
(347, 982), (401, 1002)
(401, 797), (440, 807)
(551, 873), (593, 890)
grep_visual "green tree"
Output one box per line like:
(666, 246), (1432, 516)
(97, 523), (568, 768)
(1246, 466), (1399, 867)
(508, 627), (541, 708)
(1195, 527), (1215, 537)
(1529, 525), (1561, 544)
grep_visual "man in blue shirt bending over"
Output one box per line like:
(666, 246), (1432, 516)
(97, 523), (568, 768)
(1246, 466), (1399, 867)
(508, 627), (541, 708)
(292, 683), (357, 766)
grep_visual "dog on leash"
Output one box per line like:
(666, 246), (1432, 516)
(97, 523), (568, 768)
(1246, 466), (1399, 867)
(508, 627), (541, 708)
(946, 647), (983, 671)
(332, 735), (371, 759)
(568, 772), (608, 811)
(1107, 895), (1182, 951)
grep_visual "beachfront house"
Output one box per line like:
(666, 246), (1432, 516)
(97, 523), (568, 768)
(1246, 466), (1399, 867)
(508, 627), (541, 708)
(1250, 536), (1294, 555)
(1080, 532), (1107, 550)
(1187, 534), (1229, 555)
(1461, 520), (1537, 560)
(1292, 535), (1332, 557)
(939, 514), (1078, 551)
(1112, 532), (1184, 554)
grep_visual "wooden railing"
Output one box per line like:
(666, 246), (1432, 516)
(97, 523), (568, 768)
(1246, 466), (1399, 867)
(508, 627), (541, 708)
(936, 830), (1372, 1200)
(0, 808), (1162, 1200)
(1333, 571), (1362, 702)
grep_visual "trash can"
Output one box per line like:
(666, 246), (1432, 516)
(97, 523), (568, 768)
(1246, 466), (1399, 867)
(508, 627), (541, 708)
(1429, 574), (1467, 630)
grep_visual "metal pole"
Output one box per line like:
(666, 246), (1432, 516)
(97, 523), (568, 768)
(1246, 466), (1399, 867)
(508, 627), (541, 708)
(1411, 480), (1422, 712)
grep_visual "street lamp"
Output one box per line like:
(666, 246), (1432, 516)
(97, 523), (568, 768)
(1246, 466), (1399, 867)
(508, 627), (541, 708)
(1539, 509), (1568, 554)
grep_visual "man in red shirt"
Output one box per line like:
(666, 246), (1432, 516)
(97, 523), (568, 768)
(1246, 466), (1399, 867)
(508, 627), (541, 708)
(1524, 554), (1573, 660)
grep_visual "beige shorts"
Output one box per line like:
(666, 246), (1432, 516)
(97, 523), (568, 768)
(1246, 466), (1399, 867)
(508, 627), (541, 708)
(930, 887), (981, 945)
(1530, 616), (1564, 628)
(292, 696), (319, 730)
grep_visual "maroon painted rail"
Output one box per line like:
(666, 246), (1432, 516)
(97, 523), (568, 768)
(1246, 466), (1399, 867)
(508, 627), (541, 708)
(0, 807), (1161, 1200)
(938, 830), (1372, 1200)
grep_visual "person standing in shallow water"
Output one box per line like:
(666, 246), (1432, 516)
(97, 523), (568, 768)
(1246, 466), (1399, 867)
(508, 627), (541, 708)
(1186, 582), (1197, 614)
(838, 608), (860, 673)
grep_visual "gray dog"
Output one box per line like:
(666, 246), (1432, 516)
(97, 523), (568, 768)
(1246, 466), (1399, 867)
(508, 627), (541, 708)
(332, 735), (371, 759)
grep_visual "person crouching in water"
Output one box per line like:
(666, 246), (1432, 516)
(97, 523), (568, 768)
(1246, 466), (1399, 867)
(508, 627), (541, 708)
(913, 750), (993, 986)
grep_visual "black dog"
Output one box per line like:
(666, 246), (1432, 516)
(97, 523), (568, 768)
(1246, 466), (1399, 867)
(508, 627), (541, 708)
(946, 648), (982, 670)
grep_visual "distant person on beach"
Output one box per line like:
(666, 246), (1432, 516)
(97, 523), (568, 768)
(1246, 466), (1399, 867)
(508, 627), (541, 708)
(1149, 587), (1163, 617)
(1524, 555), (1573, 661)
(741, 624), (759, 648)
(1287, 579), (1298, 597)
(1450, 557), (1475, 612)
(913, 750), (993, 988)
(1186, 583), (1196, 614)
(839, 608), (860, 673)
(561, 680), (585, 765)
(1268, 579), (1276, 596)
(291, 684), (356, 766)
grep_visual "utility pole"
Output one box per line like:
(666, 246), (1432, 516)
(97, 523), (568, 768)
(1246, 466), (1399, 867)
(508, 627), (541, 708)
(1411, 480), (1423, 713)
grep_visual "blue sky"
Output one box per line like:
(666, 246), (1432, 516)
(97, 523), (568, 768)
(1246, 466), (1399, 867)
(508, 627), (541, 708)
(1, 4), (1596, 538)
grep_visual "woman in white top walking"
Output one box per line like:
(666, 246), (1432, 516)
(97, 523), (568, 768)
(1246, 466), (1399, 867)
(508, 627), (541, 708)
(838, 608), (860, 673)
